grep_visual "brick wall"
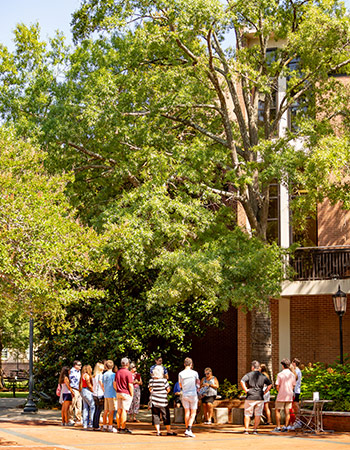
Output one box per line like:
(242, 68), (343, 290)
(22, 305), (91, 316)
(237, 308), (251, 381)
(191, 307), (238, 384)
(270, 298), (280, 375)
(290, 294), (350, 364)
(318, 199), (350, 246)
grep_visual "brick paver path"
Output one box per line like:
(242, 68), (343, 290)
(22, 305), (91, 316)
(1, 420), (350, 450)
(0, 401), (349, 449)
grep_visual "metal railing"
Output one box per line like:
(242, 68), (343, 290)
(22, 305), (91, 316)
(291, 246), (350, 281)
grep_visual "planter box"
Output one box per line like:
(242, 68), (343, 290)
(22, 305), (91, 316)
(322, 412), (350, 432)
(213, 399), (245, 424)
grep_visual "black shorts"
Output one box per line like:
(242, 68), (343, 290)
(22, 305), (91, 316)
(294, 393), (300, 402)
(62, 393), (72, 402)
(151, 405), (171, 425)
(202, 395), (216, 404)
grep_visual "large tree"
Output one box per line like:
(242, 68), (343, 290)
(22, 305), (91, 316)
(1, 0), (350, 371)
(68, 0), (350, 368)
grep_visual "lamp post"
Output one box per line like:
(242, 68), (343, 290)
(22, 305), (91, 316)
(22, 313), (37, 413)
(332, 285), (347, 365)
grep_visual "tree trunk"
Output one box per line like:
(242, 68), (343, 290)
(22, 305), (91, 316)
(250, 304), (273, 377)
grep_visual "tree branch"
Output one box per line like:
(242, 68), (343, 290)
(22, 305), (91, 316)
(161, 113), (230, 147)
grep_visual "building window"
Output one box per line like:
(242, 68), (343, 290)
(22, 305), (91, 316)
(287, 57), (314, 130)
(267, 182), (280, 244)
(1, 349), (8, 360)
(290, 189), (318, 247)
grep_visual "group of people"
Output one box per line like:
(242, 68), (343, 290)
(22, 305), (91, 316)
(58, 356), (218, 438)
(240, 357), (302, 435)
(58, 358), (142, 433)
(58, 354), (302, 437)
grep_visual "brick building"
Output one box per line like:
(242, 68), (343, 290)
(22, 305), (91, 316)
(192, 37), (350, 385)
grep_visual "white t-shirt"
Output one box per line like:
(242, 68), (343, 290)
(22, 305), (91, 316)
(294, 367), (302, 394)
(93, 373), (104, 397)
(178, 368), (199, 397)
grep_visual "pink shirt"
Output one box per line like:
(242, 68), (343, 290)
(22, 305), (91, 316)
(276, 369), (296, 402)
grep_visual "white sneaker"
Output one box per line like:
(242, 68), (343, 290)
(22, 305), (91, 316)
(186, 430), (195, 438)
(108, 427), (118, 433)
(67, 421), (75, 426)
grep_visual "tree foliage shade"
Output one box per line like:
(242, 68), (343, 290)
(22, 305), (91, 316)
(0, 128), (106, 323)
(1, 0), (350, 375)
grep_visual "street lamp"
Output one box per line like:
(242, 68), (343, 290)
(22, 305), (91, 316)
(22, 313), (37, 413)
(332, 285), (347, 365)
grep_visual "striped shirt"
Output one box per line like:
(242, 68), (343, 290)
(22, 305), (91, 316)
(148, 378), (169, 408)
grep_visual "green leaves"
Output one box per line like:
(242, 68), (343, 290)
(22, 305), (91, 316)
(0, 128), (106, 320)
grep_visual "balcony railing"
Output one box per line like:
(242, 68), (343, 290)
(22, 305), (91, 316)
(291, 246), (350, 281)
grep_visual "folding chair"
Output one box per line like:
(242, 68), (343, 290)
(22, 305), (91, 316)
(294, 400), (318, 433)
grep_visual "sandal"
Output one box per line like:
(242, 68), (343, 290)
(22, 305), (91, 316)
(167, 431), (177, 436)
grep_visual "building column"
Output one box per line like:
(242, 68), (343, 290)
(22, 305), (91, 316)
(278, 297), (291, 364)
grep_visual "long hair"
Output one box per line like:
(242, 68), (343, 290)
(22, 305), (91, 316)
(260, 364), (271, 380)
(93, 362), (104, 378)
(59, 366), (70, 385)
(79, 364), (92, 390)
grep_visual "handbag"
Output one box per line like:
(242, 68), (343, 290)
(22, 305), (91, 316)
(56, 383), (61, 397)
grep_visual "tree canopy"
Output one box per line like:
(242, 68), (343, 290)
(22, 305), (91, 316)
(0, 128), (106, 324)
(1, 0), (350, 372)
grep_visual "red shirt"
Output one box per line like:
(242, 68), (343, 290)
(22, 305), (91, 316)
(114, 368), (133, 395)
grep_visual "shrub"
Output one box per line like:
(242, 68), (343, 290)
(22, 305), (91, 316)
(218, 379), (244, 399)
(301, 358), (350, 411)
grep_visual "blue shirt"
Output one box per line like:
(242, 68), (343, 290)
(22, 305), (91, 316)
(103, 370), (116, 398)
(173, 381), (181, 393)
(69, 367), (81, 390)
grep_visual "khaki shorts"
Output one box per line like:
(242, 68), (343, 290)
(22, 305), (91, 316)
(104, 397), (115, 412)
(275, 401), (293, 411)
(244, 400), (264, 417)
(117, 393), (133, 411)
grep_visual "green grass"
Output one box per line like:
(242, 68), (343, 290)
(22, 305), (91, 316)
(0, 391), (28, 398)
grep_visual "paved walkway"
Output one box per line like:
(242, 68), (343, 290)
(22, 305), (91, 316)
(1, 399), (350, 449)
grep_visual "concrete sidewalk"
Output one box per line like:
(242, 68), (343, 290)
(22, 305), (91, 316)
(0, 398), (350, 449)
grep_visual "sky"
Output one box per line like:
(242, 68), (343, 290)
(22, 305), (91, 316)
(0, 0), (82, 50)
(0, 0), (350, 51)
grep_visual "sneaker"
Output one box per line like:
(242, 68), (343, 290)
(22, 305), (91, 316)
(294, 420), (302, 429)
(108, 427), (118, 433)
(272, 427), (281, 432)
(67, 421), (75, 426)
(244, 430), (249, 435)
(253, 430), (258, 435)
(119, 428), (132, 434)
(186, 430), (195, 438)
(281, 426), (288, 432)
(102, 426), (108, 432)
(184, 429), (189, 436)
(93, 427), (101, 431)
(167, 431), (177, 436)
